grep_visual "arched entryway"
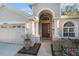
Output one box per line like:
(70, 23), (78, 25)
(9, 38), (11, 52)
(39, 10), (53, 40)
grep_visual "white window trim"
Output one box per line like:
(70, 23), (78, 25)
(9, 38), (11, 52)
(63, 22), (75, 39)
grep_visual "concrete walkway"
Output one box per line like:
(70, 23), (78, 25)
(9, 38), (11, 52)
(37, 40), (52, 56)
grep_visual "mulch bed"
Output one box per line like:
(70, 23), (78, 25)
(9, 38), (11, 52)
(18, 43), (41, 56)
(51, 44), (55, 56)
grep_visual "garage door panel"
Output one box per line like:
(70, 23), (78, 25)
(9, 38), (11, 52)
(0, 27), (25, 44)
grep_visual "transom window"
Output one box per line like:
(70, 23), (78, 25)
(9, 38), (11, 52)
(40, 12), (52, 20)
(63, 22), (75, 37)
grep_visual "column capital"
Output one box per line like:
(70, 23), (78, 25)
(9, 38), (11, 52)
(28, 16), (39, 23)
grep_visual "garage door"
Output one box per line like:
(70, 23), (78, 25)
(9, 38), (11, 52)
(0, 24), (25, 44)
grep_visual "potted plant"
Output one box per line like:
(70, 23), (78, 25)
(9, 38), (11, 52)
(23, 34), (31, 50)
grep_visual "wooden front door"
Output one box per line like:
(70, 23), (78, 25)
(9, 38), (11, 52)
(42, 23), (50, 38)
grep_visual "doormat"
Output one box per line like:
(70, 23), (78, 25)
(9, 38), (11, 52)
(18, 43), (41, 56)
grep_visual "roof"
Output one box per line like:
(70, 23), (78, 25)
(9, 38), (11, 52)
(0, 5), (31, 22)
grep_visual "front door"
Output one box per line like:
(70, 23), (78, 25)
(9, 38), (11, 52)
(42, 23), (50, 38)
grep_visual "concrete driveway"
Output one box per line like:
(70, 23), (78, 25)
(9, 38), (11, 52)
(0, 42), (23, 56)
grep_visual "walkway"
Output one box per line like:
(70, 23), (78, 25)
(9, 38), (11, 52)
(37, 40), (52, 56)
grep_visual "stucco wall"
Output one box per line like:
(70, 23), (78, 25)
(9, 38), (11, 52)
(31, 3), (61, 43)
(53, 18), (79, 52)
(32, 3), (61, 18)
(58, 18), (79, 39)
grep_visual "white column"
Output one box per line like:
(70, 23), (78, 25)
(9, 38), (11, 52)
(30, 21), (35, 46)
(35, 22), (39, 36)
(35, 17), (40, 43)
(32, 21), (35, 35)
(35, 21), (40, 43)
(53, 20), (60, 40)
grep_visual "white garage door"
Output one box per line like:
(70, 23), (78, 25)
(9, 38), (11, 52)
(0, 24), (25, 44)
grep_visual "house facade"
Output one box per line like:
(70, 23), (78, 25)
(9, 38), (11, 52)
(26, 3), (79, 47)
(26, 3), (61, 46)
(0, 3), (79, 48)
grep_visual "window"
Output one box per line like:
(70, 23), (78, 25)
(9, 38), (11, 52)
(40, 15), (50, 20)
(63, 22), (75, 37)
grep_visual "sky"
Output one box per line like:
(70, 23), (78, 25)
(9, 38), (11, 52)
(4, 3), (33, 15)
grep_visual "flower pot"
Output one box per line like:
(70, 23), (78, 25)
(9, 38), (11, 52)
(24, 39), (31, 50)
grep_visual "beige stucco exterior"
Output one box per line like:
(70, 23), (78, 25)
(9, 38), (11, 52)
(0, 3), (79, 47)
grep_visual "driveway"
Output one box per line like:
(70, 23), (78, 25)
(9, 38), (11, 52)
(0, 42), (23, 56)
